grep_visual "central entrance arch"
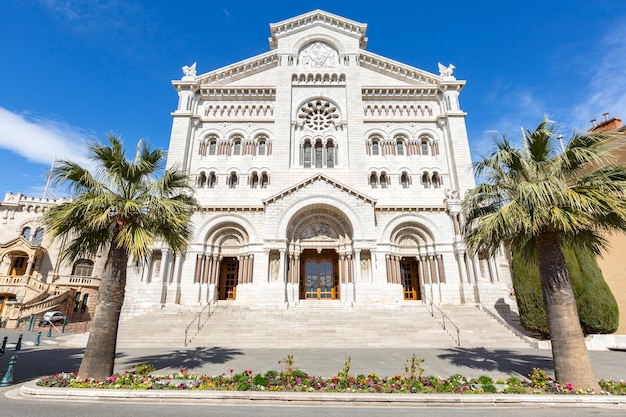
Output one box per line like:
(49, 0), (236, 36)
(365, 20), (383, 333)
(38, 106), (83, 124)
(284, 203), (355, 304)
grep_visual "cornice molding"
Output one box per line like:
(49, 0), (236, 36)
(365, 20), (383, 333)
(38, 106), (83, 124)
(269, 10), (367, 49)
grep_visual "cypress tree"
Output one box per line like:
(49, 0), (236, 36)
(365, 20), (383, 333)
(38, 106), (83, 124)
(511, 248), (619, 338)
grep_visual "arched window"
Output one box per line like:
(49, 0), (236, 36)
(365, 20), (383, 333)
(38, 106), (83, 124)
(250, 172), (259, 188)
(326, 140), (335, 168)
(396, 138), (405, 155)
(261, 172), (269, 188)
(421, 139), (429, 155)
(21, 227), (31, 240)
(315, 140), (323, 168)
(258, 138), (266, 155)
(371, 138), (380, 155)
(401, 172), (410, 188)
(229, 172), (238, 189)
(380, 172), (388, 189)
(370, 172), (378, 188)
(72, 259), (94, 277)
(197, 171), (207, 188)
(232, 138), (242, 156)
(208, 140), (217, 155)
(33, 228), (44, 245)
(303, 140), (312, 168)
(432, 172), (442, 188)
(421, 172), (430, 188)
(208, 172), (217, 188)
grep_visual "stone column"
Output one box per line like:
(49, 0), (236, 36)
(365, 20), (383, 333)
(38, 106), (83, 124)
(24, 257), (35, 277)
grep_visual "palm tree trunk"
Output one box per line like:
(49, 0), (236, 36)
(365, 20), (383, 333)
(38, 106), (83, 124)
(77, 244), (128, 380)
(536, 230), (600, 391)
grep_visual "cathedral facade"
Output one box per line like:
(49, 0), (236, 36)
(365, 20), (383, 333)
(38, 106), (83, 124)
(123, 10), (512, 314)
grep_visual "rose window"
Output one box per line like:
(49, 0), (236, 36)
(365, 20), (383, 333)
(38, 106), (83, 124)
(298, 99), (340, 131)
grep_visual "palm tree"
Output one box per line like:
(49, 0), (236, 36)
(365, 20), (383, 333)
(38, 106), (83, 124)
(462, 118), (626, 391)
(42, 135), (198, 380)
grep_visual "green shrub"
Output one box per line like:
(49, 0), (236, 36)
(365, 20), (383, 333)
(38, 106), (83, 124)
(133, 363), (156, 376)
(511, 246), (619, 337)
(252, 374), (268, 386)
(482, 384), (498, 393)
(476, 375), (493, 384)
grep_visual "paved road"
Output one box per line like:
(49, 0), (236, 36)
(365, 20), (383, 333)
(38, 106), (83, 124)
(2, 328), (626, 384)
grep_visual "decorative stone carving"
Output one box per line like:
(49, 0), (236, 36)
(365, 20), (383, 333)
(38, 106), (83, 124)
(297, 99), (340, 131)
(438, 62), (456, 79)
(298, 42), (339, 68)
(301, 223), (338, 240)
(182, 62), (197, 79)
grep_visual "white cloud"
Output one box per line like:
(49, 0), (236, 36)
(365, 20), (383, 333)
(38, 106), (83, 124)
(0, 107), (92, 167)
(571, 23), (626, 130)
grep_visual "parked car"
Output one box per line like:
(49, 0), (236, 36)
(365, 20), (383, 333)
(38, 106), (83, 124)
(39, 311), (66, 326)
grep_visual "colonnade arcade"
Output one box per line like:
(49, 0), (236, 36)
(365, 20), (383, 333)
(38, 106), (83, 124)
(282, 204), (357, 305)
(387, 222), (445, 303)
(192, 222), (254, 302)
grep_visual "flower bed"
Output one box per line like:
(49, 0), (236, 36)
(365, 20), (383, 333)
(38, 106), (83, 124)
(36, 356), (626, 395)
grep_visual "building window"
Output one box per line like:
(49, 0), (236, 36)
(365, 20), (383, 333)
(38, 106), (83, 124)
(432, 172), (442, 188)
(371, 139), (380, 156)
(421, 172), (430, 188)
(370, 172), (378, 188)
(197, 172), (207, 188)
(326, 140), (335, 168)
(72, 259), (94, 277)
(303, 141), (312, 168)
(401, 172), (410, 188)
(297, 99), (340, 132)
(80, 294), (89, 312)
(229, 172), (238, 189)
(74, 291), (82, 311)
(261, 172), (269, 188)
(233, 139), (242, 156)
(32, 228), (44, 245)
(396, 139), (405, 155)
(208, 140), (217, 155)
(315, 141), (323, 168)
(421, 139), (429, 155)
(258, 139), (266, 155)
(208, 172), (217, 188)
(21, 227), (31, 240)
(251, 172), (259, 188)
(380, 172), (388, 189)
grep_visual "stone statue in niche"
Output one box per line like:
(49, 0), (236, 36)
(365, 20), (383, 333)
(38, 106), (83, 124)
(270, 256), (280, 281)
(298, 42), (339, 68)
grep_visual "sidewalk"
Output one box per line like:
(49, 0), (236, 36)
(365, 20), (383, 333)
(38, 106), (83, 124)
(2, 329), (626, 407)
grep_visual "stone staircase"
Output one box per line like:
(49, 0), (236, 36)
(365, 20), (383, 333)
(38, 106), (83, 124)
(116, 302), (532, 349)
(188, 302), (531, 349)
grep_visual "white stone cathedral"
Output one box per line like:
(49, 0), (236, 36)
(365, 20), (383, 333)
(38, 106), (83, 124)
(122, 10), (512, 323)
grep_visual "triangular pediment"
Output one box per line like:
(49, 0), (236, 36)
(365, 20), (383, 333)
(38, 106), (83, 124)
(263, 174), (377, 206)
(175, 10), (464, 91)
(269, 10), (368, 50)
(0, 236), (46, 256)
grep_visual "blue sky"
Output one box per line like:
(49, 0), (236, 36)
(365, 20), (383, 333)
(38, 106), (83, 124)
(1, 1), (625, 198)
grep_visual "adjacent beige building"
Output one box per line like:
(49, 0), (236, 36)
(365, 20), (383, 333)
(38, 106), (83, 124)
(0, 192), (101, 328)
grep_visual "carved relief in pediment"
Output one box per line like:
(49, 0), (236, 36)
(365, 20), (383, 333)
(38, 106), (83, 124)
(298, 42), (340, 68)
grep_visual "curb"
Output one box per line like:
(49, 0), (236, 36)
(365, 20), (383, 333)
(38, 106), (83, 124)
(18, 380), (626, 407)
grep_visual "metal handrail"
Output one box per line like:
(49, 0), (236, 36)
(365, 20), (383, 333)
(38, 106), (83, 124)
(422, 294), (461, 347)
(184, 301), (217, 347)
